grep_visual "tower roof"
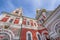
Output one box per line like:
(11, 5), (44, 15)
(12, 8), (23, 17)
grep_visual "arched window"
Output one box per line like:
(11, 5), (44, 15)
(28, 33), (31, 40)
(27, 20), (30, 25)
(42, 31), (48, 40)
(37, 34), (41, 40)
(36, 32), (41, 40)
(26, 31), (32, 40)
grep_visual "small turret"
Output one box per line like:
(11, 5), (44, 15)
(41, 9), (46, 19)
(12, 8), (22, 17)
(35, 9), (46, 19)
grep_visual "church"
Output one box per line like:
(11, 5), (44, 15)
(0, 5), (60, 40)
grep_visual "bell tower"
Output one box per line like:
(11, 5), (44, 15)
(12, 8), (22, 17)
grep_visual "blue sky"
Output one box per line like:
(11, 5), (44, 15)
(0, 0), (60, 18)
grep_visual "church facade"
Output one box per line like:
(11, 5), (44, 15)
(36, 5), (60, 40)
(0, 8), (49, 40)
(0, 5), (60, 40)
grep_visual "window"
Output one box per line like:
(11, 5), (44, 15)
(30, 20), (33, 26)
(14, 18), (19, 24)
(34, 23), (36, 26)
(22, 19), (26, 25)
(39, 18), (44, 24)
(37, 34), (41, 40)
(36, 32), (41, 40)
(27, 21), (29, 25)
(28, 33), (31, 40)
(1, 16), (10, 22)
(1, 17), (9, 22)
(9, 19), (13, 23)
(26, 31), (32, 40)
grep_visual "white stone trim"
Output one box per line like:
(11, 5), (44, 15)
(26, 31), (33, 40)
(0, 20), (45, 30)
(50, 32), (58, 39)
(42, 31), (48, 40)
(42, 30), (48, 35)
(22, 25), (45, 30)
(48, 19), (60, 33)
(49, 19), (60, 39)
(54, 19), (60, 32)
(50, 19), (60, 33)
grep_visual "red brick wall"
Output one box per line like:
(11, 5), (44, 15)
(20, 28), (48, 40)
(20, 28), (38, 40)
